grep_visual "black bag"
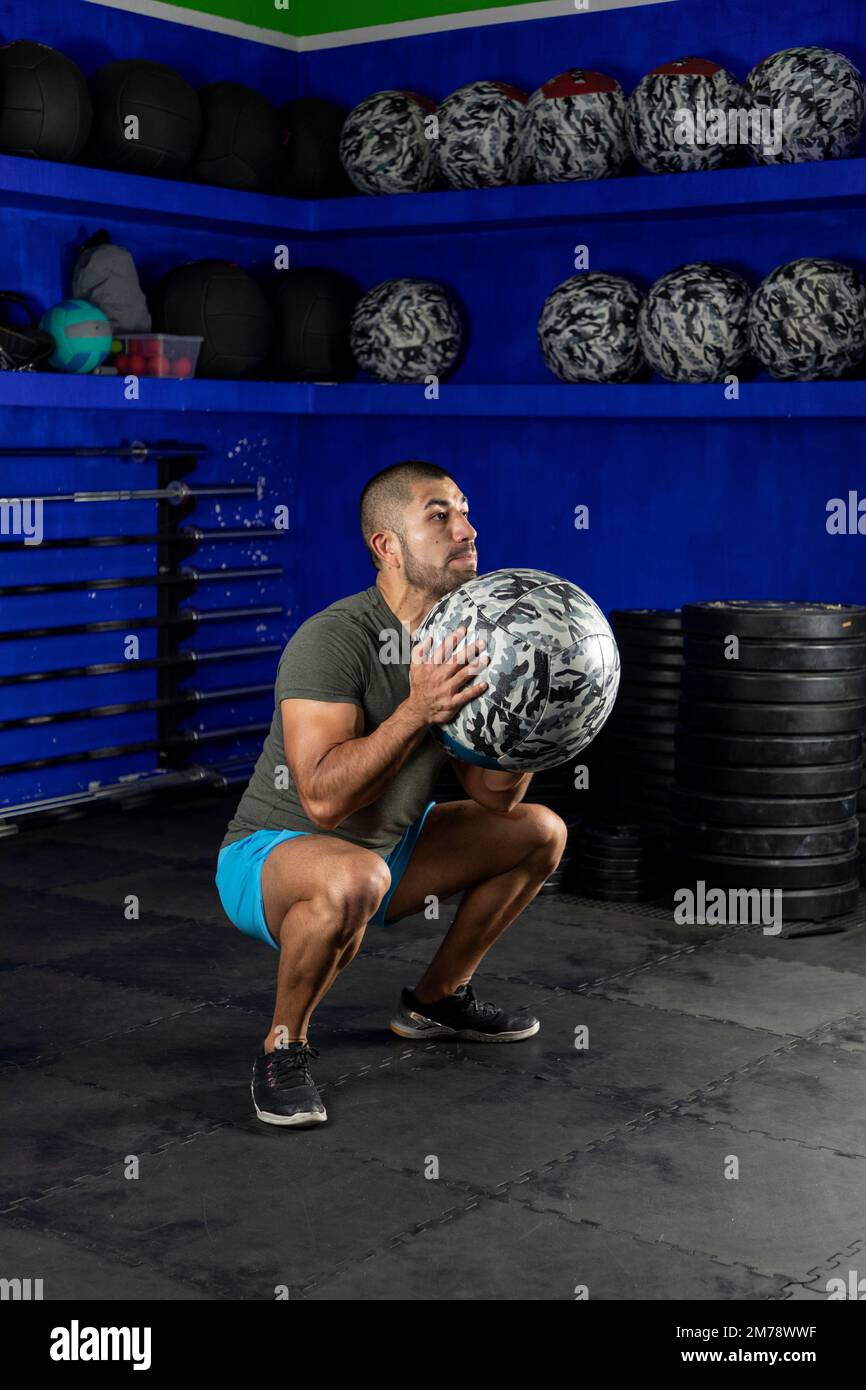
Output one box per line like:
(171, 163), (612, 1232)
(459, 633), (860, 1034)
(0, 292), (55, 371)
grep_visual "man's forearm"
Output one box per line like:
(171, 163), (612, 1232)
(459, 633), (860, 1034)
(309, 699), (429, 828)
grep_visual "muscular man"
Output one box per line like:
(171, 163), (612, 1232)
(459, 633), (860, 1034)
(215, 460), (568, 1127)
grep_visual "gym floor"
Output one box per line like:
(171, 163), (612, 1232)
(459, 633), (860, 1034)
(3, 790), (865, 1301)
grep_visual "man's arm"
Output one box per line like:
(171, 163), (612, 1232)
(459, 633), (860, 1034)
(284, 624), (490, 831)
(448, 756), (533, 816)
(283, 696), (430, 830)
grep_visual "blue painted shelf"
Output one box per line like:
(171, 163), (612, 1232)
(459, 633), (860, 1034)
(1, 152), (865, 240)
(2, 373), (865, 417)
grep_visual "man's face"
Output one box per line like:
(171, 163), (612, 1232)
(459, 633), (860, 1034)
(398, 478), (478, 598)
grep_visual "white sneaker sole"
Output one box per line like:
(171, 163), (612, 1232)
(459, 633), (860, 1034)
(251, 1082), (328, 1126)
(389, 1013), (540, 1043)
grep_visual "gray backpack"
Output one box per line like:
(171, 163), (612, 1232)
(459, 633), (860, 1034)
(71, 230), (152, 333)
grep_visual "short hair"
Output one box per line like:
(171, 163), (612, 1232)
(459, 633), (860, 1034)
(359, 460), (451, 570)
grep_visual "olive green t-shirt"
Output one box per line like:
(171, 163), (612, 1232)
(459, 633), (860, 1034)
(220, 584), (448, 858)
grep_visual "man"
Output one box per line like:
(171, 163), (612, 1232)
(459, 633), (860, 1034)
(215, 460), (568, 1128)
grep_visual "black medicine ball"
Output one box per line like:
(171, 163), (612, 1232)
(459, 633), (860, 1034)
(269, 268), (360, 380)
(276, 97), (352, 197)
(151, 259), (274, 378)
(190, 81), (281, 190)
(0, 40), (92, 160)
(86, 59), (202, 176)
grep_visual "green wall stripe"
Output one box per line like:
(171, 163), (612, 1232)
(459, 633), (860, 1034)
(87, 0), (676, 48)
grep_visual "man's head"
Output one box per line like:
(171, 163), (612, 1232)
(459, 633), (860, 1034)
(360, 460), (477, 600)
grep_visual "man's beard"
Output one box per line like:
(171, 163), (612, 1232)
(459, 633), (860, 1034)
(403, 545), (475, 599)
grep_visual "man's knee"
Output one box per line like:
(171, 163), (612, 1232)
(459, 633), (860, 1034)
(522, 803), (569, 865)
(318, 854), (392, 935)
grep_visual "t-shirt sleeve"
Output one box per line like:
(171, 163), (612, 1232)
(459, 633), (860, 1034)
(275, 613), (369, 709)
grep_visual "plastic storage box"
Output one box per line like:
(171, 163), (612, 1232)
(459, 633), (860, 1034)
(111, 333), (203, 379)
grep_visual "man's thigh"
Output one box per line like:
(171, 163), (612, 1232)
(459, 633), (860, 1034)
(261, 833), (391, 941)
(383, 799), (561, 924)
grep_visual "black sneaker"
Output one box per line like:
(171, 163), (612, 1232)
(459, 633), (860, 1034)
(251, 1042), (327, 1127)
(389, 983), (540, 1043)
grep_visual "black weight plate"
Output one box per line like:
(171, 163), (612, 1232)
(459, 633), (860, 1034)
(607, 719), (678, 741)
(617, 643), (683, 669)
(580, 849), (652, 870)
(619, 798), (671, 816)
(777, 880), (861, 921)
(583, 823), (664, 846)
(617, 692), (681, 716)
(617, 698), (683, 722)
(609, 738), (677, 760)
(682, 668), (866, 703)
(586, 886), (665, 901)
(671, 818), (858, 858)
(610, 609), (682, 633)
(675, 759), (862, 796)
(580, 870), (651, 888)
(671, 786), (857, 827)
(619, 664), (683, 687)
(675, 729), (861, 766)
(671, 849), (859, 888)
(682, 601), (866, 641)
(617, 749), (677, 771)
(678, 698), (866, 735)
(683, 636), (866, 673)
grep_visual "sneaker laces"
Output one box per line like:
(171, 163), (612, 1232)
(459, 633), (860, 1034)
(455, 983), (499, 1021)
(266, 1042), (319, 1089)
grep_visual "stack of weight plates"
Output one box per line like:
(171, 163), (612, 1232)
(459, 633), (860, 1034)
(586, 609), (682, 832)
(575, 823), (668, 901)
(673, 600), (866, 922)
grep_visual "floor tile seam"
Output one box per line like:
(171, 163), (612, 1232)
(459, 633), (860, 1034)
(0, 1209), (248, 1301)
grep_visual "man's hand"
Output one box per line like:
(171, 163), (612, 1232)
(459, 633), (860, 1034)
(407, 625), (490, 727)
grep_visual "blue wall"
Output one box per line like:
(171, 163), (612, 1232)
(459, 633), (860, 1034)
(1, 0), (865, 809)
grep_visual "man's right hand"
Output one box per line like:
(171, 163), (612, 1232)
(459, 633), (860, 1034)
(406, 624), (490, 726)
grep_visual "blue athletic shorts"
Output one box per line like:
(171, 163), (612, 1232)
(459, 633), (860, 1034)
(215, 801), (436, 952)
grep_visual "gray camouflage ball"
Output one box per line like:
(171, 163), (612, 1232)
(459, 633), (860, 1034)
(339, 89), (437, 194)
(414, 567), (620, 771)
(538, 273), (643, 383)
(627, 56), (744, 173)
(749, 258), (866, 381)
(350, 278), (463, 383)
(639, 263), (752, 382)
(521, 68), (629, 182)
(745, 46), (866, 165)
(436, 79), (528, 189)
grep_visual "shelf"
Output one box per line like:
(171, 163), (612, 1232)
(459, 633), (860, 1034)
(0, 154), (315, 237)
(2, 374), (866, 418)
(2, 152), (866, 240)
